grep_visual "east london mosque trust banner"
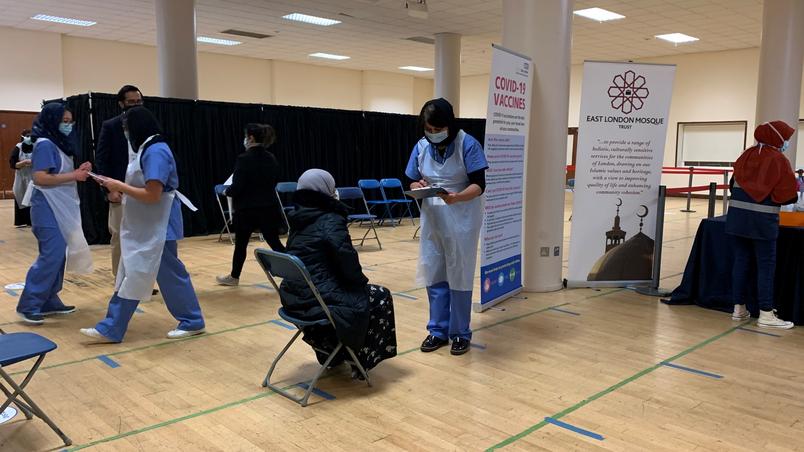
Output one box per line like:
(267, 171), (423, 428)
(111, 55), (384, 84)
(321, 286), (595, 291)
(567, 61), (676, 288)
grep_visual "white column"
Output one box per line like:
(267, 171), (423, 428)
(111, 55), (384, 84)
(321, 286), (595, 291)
(755, 0), (804, 165)
(503, 0), (573, 292)
(434, 33), (461, 115)
(155, 0), (199, 99)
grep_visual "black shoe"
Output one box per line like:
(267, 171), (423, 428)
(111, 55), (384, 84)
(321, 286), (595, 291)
(420, 335), (449, 352)
(450, 338), (470, 356)
(18, 312), (45, 324)
(152, 289), (159, 296)
(41, 305), (77, 316)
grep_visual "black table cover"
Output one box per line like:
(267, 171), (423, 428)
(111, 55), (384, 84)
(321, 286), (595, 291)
(665, 216), (804, 325)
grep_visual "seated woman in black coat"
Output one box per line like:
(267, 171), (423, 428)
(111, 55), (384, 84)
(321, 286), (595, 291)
(280, 169), (396, 377)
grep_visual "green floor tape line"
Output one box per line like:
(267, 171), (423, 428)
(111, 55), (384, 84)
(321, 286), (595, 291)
(485, 321), (748, 451)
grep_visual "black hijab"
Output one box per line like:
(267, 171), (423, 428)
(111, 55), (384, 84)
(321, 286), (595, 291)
(31, 103), (75, 156)
(419, 97), (459, 148)
(123, 106), (166, 152)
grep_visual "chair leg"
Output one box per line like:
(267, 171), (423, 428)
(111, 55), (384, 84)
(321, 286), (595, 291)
(413, 226), (420, 239)
(406, 203), (415, 226)
(370, 222), (382, 249)
(0, 360), (72, 446)
(262, 329), (302, 388)
(344, 347), (371, 387)
(0, 383), (33, 419)
(299, 343), (343, 407)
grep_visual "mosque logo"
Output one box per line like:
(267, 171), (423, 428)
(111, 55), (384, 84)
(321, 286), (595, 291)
(607, 70), (649, 114)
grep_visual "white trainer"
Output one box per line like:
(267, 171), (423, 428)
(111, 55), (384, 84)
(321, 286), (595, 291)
(80, 328), (104, 339)
(732, 304), (750, 321)
(757, 310), (794, 329)
(167, 328), (205, 339)
(216, 274), (239, 286)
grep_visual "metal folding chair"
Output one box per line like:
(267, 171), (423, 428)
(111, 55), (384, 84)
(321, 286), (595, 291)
(254, 249), (371, 407)
(275, 182), (298, 232)
(0, 329), (71, 446)
(336, 187), (382, 249)
(214, 184), (233, 244)
(380, 178), (416, 226)
(358, 179), (396, 226)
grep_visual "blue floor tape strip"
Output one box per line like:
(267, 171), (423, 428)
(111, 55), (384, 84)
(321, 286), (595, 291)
(470, 343), (486, 350)
(296, 382), (336, 400)
(661, 362), (722, 379)
(268, 319), (295, 330)
(97, 355), (120, 368)
(544, 417), (604, 441)
(393, 292), (418, 300)
(254, 284), (274, 291)
(5, 289), (18, 297)
(738, 327), (781, 338)
(134, 308), (144, 314)
(549, 307), (580, 316)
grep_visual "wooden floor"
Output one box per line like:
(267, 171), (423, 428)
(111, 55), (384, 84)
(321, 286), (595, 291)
(1, 196), (803, 452)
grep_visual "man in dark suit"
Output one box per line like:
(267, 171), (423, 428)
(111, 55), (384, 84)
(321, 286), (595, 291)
(95, 85), (143, 278)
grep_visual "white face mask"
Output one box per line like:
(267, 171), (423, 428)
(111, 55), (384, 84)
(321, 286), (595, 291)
(243, 137), (251, 148)
(425, 130), (448, 144)
(22, 136), (32, 145)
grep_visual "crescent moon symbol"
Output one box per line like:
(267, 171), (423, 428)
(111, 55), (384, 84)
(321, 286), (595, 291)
(616, 198), (623, 207)
(637, 205), (649, 218)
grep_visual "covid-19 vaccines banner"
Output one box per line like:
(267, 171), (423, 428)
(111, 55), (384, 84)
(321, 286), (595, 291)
(567, 61), (675, 288)
(477, 45), (532, 311)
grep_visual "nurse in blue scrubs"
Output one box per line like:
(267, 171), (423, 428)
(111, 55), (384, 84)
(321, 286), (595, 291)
(405, 98), (488, 356)
(80, 107), (205, 342)
(17, 103), (93, 324)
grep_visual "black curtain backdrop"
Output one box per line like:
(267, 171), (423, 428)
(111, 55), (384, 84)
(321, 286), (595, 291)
(46, 94), (486, 244)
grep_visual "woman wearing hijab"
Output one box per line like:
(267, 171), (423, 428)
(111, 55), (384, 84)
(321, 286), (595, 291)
(216, 123), (286, 287)
(280, 169), (396, 378)
(17, 103), (93, 324)
(404, 98), (488, 355)
(727, 120), (798, 329)
(9, 129), (33, 227)
(80, 107), (205, 342)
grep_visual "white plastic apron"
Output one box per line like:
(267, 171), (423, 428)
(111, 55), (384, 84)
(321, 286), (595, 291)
(29, 139), (93, 274)
(115, 138), (196, 301)
(415, 130), (484, 291)
(12, 145), (33, 206)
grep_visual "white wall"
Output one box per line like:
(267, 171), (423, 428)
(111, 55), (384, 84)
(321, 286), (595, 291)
(0, 26), (432, 115)
(362, 70), (414, 114)
(0, 28), (63, 111)
(460, 74), (490, 118)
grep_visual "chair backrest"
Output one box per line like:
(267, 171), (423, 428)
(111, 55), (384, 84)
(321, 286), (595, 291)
(253, 248), (336, 325)
(358, 179), (388, 202)
(275, 182), (298, 194)
(337, 187), (372, 216)
(380, 178), (407, 199)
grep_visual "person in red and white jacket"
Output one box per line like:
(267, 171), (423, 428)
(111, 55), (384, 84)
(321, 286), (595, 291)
(726, 120), (798, 329)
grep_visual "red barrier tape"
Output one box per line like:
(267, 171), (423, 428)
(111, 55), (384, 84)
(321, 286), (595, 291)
(566, 165), (731, 175)
(666, 184), (729, 195)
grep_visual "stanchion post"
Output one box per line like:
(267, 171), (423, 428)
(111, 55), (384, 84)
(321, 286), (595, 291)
(681, 166), (695, 212)
(636, 185), (671, 297)
(722, 170), (729, 214)
(707, 182), (717, 218)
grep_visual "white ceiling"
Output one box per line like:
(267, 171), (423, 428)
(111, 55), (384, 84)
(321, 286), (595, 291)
(0, 0), (763, 77)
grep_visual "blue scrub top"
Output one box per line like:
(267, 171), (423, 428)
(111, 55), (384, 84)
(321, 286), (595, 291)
(141, 142), (184, 241)
(30, 140), (63, 228)
(404, 132), (488, 181)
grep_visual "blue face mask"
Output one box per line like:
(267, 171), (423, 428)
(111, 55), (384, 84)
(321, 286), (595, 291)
(59, 122), (73, 136)
(779, 140), (790, 152)
(22, 136), (32, 145)
(425, 130), (448, 144)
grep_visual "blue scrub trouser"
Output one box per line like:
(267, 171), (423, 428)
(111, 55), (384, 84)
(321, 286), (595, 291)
(95, 241), (205, 342)
(731, 235), (776, 312)
(17, 224), (67, 315)
(426, 281), (472, 340)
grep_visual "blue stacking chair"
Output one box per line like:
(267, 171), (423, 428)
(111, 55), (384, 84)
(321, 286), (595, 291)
(357, 179), (396, 226)
(336, 187), (382, 249)
(380, 178), (416, 226)
(275, 182), (298, 232)
(0, 329), (71, 446)
(254, 249), (371, 407)
(214, 184), (233, 244)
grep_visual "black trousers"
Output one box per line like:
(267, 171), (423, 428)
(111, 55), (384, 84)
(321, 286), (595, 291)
(230, 208), (285, 278)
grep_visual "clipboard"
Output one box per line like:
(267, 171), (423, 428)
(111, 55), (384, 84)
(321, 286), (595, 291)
(404, 186), (448, 200)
